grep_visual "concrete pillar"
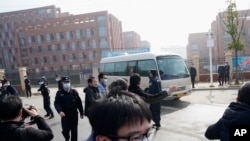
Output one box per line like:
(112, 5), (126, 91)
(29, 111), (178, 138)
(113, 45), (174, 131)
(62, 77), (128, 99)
(192, 55), (200, 81)
(18, 67), (27, 91)
(0, 69), (5, 80)
(92, 66), (99, 78)
(225, 51), (233, 79)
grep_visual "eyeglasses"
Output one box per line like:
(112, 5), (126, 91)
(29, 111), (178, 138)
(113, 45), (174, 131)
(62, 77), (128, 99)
(107, 127), (154, 141)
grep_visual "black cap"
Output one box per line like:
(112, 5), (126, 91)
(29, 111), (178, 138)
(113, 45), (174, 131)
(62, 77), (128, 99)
(150, 70), (157, 77)
(61, 76), (70, 82)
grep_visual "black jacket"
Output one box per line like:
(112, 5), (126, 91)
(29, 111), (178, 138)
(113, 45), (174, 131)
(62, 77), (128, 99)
(148, 77), (162, 94)
(205, 102), (250, 141)
(38, 84), (50, 98)
(128, 85), (168, 104)
(189, 67), (196, 77)
(83, 86), (101, 116)
(54, 89), (84, 116)
(0, 115), (53, 141)
(24, 78), (31, 89)
(1, 85), (19, 97)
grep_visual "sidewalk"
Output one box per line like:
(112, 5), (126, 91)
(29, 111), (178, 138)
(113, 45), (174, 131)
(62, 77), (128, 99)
(193, 82), (242, 91)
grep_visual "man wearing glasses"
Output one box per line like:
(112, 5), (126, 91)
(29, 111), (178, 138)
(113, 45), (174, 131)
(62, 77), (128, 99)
(87, 81), (155, 141)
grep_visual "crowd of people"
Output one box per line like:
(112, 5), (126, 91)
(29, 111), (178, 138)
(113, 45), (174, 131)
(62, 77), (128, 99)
(0, 66), (248, 141)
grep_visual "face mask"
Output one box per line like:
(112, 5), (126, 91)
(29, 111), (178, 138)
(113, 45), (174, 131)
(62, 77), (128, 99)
(104, 79), (108, 85)
(63, 83), (71, 89)
(56, 78), (60, 81)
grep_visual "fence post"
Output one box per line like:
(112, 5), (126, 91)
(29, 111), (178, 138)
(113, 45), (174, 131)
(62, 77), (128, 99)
(0, 69), (5, 80)
(192, 55), (200, 81)
(18, 67), (27, 91)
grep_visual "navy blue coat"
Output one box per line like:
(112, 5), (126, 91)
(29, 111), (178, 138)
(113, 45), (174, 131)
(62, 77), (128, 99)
(148, 77), (162, 94)
(205, 102), (250, 141)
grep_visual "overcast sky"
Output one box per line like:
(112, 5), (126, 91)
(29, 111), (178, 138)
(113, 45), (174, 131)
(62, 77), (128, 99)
(0, 0), (249, 51)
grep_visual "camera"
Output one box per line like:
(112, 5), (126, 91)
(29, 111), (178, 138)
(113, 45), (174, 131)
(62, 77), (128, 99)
(21, 104), (36, 119)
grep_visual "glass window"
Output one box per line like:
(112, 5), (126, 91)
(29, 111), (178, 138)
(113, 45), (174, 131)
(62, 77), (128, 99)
(37, 35), (41, 43)
(27, 36), (32, 45)
(97, 15), (105, 21)
(98, 27), (106, 36)
(68, 54), (73, 62)
(103, 63), (115, 75)
(89, 51), (93, 60)
(114, 62), (127, 76)
(138, 59), (156, 76)
(79, 53), (83, 61)
(78, 41), (86, 49)
(56, 33), (60, 41)
(76, 30), (81, 39)
(70, 42), (75, 50)
(99, 38), (107, 48)
(66, 31), (70, 40)
(61, 43), (66, 52)
(46, 34), (51, 42)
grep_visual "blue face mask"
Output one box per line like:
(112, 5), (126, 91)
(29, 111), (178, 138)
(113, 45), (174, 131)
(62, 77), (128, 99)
(63, 83), (71, 89)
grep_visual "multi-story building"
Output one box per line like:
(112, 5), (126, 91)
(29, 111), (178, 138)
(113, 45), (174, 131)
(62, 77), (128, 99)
(186, 9), (250, 73)
(123, 31), (141, 48)
(0, 6), (123, 75)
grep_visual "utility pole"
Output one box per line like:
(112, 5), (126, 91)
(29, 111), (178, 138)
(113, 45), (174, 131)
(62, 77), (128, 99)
(207, 30), (214, 87)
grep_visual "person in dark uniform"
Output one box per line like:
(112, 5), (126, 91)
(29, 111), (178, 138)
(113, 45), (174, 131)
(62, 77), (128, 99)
(218, 64), (225, 86)
(54, 76), (84, 141)
(1, 79), (19, 96)
(128, 73), (176, 104)
(38, 80), (54, 119)
(56, 74), (63, 91)
(224, 62), (230, 84)
(189, 64), (197, 88)
(24, 76), (32, 97)
(148, 70), (162, 130)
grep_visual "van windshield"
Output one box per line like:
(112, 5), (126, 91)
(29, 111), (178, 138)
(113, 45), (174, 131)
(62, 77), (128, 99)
(157, 55), (190, 80)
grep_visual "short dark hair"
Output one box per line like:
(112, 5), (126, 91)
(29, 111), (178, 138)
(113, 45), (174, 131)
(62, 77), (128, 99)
(108, 78), (128, 93)
(98, 73), (105, 81)
(129, 73), (141, 86)
(238, 82), (250, 105)
(87, 76), (95, 84)
(0, 96), (22, 120)
(88, 91), (152, 138)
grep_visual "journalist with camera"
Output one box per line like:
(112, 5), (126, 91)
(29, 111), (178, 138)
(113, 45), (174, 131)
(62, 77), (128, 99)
(0, 96), (54, 141)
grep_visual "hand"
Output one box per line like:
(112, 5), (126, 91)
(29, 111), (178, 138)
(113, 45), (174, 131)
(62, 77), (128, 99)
(59, 111), (65, 117)
(167, 85), (177, 94)
(23, 108), (38, 117)
(80, 115), (84, 119)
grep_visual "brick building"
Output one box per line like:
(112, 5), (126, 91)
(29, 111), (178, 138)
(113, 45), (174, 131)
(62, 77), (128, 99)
(123, 31), (141, 48)
(0, 5), (123, 75)
(186, 9), (250, 73)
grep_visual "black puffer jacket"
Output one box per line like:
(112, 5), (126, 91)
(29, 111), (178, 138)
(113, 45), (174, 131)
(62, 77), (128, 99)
(205, 102), (250, 141)
(0, 115), (53, 141)
(128, 85), (168, 104)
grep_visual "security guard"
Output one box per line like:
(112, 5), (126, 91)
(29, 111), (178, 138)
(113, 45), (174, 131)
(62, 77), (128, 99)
(38, 79), (54, 119)
(148, 70), (162, 130)
(54, 76), (84, 141)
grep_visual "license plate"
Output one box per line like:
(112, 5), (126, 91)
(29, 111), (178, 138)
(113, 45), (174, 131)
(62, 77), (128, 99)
(177, 93), (184, 98)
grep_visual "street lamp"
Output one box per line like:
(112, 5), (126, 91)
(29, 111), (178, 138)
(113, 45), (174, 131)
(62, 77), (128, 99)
(207, 30), (214, 87)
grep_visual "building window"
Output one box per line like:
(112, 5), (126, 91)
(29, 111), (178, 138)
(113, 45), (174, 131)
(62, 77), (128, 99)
(98, 27), (106, 36)
(61, 43), (66, 52)
(27, 36), (32, 45)
(79, 53), (83, 61)
(99, 38), (107, 48)
(66, 31), (70, 40)
(87, 28), (95, 37)
(78, 41), (86, 49)
(46, 34), (51, 42)
(89, 51), (93, 60)
(56, 32), (60, 41)
(37, 35), (41, 43)
(68, 54), (73, 62)
(88, 40), (96, 48)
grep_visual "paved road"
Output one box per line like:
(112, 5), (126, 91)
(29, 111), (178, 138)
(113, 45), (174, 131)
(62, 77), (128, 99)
(21, 88), (237, 141)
